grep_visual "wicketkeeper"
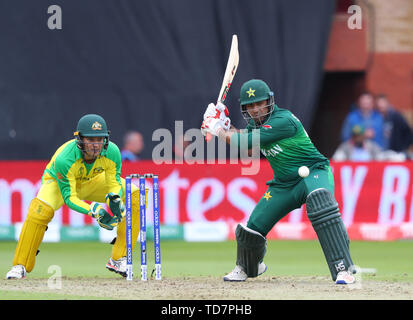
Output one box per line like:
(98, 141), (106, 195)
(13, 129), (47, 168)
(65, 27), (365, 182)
(6, 114), (143, 279)
(201, 79), (356, 284)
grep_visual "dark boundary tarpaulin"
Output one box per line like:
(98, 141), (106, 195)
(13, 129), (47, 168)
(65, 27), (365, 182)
(0, 0), (335, 160)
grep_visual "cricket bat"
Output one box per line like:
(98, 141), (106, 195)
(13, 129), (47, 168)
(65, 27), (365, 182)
(205, 34), (239, 142)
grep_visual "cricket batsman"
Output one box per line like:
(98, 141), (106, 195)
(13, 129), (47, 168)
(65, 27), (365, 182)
(201, 79), (356, 284)
(6, 114), (142, 279)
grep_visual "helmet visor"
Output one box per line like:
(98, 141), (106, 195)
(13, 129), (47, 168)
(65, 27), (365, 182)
(240, 96), (274, 128)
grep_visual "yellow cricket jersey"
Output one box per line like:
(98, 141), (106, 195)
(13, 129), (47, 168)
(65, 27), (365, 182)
(43, 139), (123, 215)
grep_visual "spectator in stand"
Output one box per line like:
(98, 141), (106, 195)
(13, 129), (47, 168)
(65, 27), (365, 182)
(341, 92), (384, 148)
(375, 94), (413, 153)
(121, 131), (144, 162)
(333, 125), (382, 161)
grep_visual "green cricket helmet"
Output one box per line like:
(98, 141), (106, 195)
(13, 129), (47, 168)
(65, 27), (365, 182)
(239, 79), (275, 127)
(74, 114), (110, 151)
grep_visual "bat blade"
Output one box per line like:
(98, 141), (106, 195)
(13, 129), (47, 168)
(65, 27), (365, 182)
(217, 35), (239, 104)
(206, 34), (239, 142)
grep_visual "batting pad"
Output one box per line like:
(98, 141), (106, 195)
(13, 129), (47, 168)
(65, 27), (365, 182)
(306, 188), (354, 281)
(235, 224), (267, 277)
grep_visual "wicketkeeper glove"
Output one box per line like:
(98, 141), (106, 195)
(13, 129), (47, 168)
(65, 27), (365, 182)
(89, 202), (119, 230)
(105, 192), (126, 223)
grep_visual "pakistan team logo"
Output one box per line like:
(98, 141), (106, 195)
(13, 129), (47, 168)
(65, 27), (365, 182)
(246, 88), (255, 97)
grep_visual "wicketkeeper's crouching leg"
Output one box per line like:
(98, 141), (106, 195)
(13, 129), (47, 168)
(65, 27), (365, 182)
(111, 189), (141, 260)
(106, 188), (147, 276)
(7, 198), (55, 278)
(223, 224), (267, 281)
(306, 188), (355, 284)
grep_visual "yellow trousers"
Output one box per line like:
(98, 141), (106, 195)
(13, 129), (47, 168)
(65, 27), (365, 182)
(13, 172), (142, 272)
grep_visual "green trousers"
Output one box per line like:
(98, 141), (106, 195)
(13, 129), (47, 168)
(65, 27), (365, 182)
(247, 165), (335, 236)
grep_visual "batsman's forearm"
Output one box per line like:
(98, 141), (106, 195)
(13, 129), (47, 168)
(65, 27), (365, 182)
(220, 128), (257, 150)
(217, 128), (238, 145)
(217, 129), (257, 158)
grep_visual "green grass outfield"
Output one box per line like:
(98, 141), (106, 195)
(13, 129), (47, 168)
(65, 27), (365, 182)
(0, 240), (412, 281)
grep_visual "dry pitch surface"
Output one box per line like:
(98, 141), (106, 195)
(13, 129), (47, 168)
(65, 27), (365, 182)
(2, 275), (413, 300)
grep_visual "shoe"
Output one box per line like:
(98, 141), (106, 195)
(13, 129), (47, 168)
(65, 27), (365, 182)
(6, 265), (27, 279)
(335, 270), (355, 284)
(223, 262), (267, 282)
(106, 257), (127, 277)
(258, 262), (267, 276)
(224, 265), (247, 282)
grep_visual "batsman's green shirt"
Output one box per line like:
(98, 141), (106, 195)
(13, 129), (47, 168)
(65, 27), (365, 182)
(43, 139), (123, 214)
(231, 105), (329, 186)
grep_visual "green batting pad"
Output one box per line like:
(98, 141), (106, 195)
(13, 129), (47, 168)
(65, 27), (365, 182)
(306, 188), (354, 281)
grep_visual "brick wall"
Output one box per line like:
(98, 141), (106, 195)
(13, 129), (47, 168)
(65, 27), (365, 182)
(325, 0), (413, 124)
(324, 14), (368, 71)
(364, 0), (413, 123)
(368, 0), (413, 52)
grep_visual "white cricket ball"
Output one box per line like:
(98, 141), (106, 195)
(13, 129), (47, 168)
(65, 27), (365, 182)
(298, 166), (309, 178)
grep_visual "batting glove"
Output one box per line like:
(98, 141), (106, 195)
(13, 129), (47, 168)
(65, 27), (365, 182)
(215, 102), (230, 119)
(203, 102), (230, 121)
(203, 103), (218, 120)
(201, 102), (231, 136)
(201, 117), (230, 137)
